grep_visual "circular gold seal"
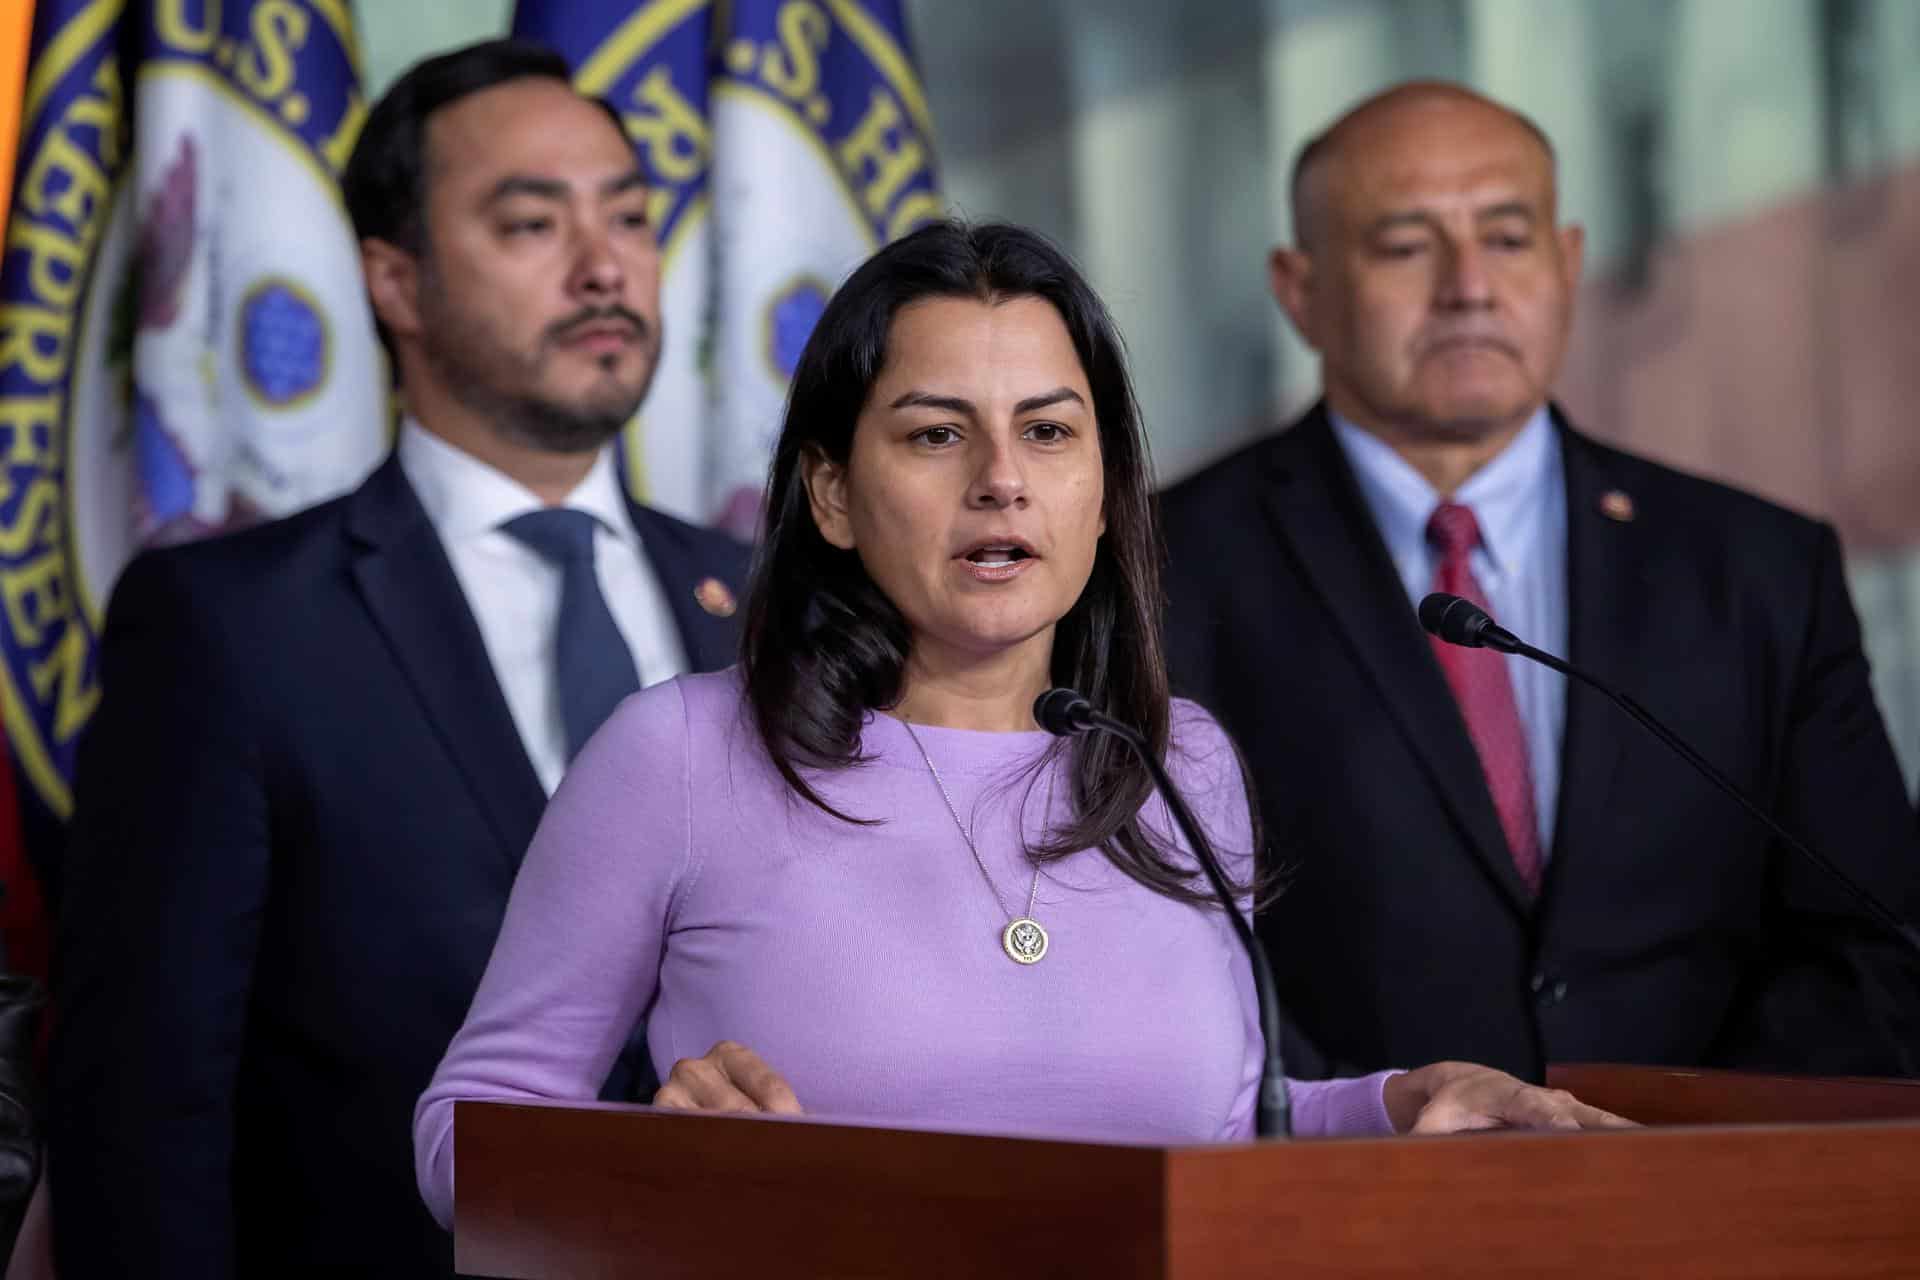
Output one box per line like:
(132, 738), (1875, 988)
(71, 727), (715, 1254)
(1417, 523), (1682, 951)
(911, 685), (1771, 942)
(1002, 917), (1049, 965)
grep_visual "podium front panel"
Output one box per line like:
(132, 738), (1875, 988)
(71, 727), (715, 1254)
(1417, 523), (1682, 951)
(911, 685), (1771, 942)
(456, 1092), (1920, 1278)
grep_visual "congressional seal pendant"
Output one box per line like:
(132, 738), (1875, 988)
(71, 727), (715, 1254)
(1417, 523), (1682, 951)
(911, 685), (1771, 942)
(1002, 917), (1050, 965)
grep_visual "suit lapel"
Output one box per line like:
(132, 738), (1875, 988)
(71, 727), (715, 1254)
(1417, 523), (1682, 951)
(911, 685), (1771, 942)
(627, 499), (742, 672)
(1262, 409), (1537, 912)
(346, 455), (549, 871)
(1548, 416), (1644, 887)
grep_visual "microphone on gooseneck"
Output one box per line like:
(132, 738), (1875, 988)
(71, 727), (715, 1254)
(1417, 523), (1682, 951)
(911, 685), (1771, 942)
(1034, 688), (1293, 1139)
(1417, 591), (1524, 655)
(1418, 591), (1920, 964)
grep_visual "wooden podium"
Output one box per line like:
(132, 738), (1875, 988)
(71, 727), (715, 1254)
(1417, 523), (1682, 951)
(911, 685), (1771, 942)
(453, 1066), (1920, 1278)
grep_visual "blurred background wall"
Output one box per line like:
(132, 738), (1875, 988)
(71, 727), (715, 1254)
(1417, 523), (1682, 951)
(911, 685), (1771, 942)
(358, 0), (1920, 792)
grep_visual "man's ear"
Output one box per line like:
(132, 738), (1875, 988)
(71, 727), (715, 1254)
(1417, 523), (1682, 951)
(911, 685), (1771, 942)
(801, 447), (856, 550)
(361, 238), (423, 341)
(1556, 222), (1586, 294)
(1268, 244), (1322, 352)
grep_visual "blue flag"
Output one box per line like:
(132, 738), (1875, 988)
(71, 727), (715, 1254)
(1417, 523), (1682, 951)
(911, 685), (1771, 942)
(512, 0), (944, 535)
(0, 0), (384, 854)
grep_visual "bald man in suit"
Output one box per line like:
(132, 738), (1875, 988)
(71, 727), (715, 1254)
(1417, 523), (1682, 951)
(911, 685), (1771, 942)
(1162, 82), (1920, 1083)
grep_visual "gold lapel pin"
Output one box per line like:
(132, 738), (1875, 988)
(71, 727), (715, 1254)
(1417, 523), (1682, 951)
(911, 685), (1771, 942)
(694, 577), (737, 618)
(1599, 489), (1636, 522)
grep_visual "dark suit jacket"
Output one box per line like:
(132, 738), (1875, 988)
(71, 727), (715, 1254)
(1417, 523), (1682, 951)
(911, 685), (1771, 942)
(50, 454), (750, 1278)
(1161, 404), (1920, 1083)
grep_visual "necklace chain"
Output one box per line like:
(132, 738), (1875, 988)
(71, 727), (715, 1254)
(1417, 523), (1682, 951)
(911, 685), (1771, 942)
(901, 720), (1048, 963)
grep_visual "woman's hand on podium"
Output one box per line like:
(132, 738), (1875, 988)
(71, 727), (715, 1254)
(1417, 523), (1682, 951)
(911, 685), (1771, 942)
(1382, 1061), (1637, 1135)
(653, 1040), (804, 1115)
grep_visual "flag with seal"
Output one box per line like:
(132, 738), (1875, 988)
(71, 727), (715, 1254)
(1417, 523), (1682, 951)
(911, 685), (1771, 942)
(0, 0), (384, 899)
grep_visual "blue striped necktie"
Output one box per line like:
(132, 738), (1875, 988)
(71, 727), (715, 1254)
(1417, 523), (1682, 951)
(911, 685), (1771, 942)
(501, 508), (642, 759)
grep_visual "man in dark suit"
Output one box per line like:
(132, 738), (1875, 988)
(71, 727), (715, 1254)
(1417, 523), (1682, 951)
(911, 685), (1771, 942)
(50, 41), (749, 1277)
(1162, 82), (1920, 1084)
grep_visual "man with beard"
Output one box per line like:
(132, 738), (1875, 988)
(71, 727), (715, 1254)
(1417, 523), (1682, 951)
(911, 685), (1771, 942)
(50, 41), (749, 1278)
(1162, 83), (1920, 1083)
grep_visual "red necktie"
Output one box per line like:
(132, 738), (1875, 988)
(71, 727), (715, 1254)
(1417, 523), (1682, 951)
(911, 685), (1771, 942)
(1426, 502), (1543, 895)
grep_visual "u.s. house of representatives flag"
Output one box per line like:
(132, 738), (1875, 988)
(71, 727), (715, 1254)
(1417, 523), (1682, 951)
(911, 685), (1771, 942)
(0, 0), (383, 843)
(512, 0), (944, 535)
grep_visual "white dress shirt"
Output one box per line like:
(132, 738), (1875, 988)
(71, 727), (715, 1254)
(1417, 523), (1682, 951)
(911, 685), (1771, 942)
(397, 420), (688, 795)
(1330, 407), (1569, 854)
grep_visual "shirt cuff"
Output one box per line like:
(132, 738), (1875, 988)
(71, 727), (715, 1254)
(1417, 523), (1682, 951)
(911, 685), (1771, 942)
(1285, 1069), (1402, 1138)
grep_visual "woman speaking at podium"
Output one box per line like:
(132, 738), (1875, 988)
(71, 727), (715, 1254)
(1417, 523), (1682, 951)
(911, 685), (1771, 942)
(414, 221), (1625, 1228)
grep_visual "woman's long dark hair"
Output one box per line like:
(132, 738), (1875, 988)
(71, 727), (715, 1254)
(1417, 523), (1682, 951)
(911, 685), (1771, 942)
(742, 220), (1259, 905)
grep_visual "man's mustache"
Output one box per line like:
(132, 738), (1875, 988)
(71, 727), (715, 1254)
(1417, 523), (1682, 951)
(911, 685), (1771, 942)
(546, 306), (652, 345)
(1417, 324), (1519, 359)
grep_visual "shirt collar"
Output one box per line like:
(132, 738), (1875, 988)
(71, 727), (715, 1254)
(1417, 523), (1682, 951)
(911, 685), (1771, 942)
(396, 418), (635, 546)
(1328, 405), (1558, 575)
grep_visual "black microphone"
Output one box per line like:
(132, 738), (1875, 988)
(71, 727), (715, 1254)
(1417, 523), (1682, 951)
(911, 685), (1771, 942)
(1417, 591), (1522, 654)
(1034, 687), (1293, 1139)
(1419, 591), (1920, 963)
(1032, 687), (1098, 737)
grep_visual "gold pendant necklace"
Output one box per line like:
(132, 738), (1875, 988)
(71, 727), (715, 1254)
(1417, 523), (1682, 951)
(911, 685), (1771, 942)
(902, 721), (1050, 965)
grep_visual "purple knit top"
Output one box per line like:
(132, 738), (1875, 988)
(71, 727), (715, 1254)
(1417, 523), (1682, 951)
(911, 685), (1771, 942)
(415, 669), (1395, 1226)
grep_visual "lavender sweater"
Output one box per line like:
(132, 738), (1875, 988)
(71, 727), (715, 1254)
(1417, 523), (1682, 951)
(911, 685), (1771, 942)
(415, 670), (1395, 1226)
